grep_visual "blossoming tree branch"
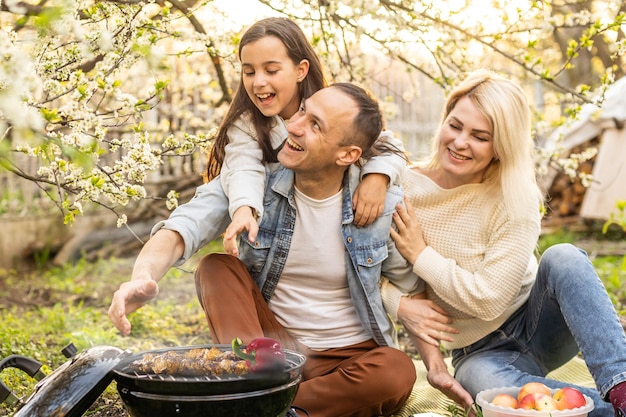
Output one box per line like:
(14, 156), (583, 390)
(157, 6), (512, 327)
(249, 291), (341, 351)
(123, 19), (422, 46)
(0, 0), (624, 227)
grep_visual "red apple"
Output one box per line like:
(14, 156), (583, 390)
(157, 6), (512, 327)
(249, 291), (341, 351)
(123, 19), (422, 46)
(518, 393), (537, 410)
(492, 393), (518, 409)
(517, 381), (552, 402)
(553, 387), (587, 410)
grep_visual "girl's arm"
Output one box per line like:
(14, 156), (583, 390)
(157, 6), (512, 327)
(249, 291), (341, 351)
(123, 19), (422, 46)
(220, 115), (267, 221)
(353, 130), (407, 227)
(219, 115), (287, 253)
(360, 130), (406, 182)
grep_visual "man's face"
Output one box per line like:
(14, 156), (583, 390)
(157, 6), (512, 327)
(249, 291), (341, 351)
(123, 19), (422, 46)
(278, 87), (358, 174)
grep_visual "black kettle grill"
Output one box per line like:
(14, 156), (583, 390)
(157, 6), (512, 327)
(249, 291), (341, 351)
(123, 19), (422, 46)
(0, 343), (306, 417)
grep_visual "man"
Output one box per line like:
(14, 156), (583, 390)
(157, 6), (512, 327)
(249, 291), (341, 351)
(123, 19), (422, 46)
(109, 83), (421, 417)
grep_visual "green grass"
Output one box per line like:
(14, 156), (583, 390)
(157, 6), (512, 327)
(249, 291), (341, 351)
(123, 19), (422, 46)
(0, 232), (624, 416)
(0, 241), (222, 415)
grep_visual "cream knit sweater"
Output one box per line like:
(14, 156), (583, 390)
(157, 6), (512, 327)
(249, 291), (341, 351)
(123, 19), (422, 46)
(381, 168), (542, 349)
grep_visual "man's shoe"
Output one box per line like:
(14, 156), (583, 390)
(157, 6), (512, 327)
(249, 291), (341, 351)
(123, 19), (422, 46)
(616, 406), (626, 417)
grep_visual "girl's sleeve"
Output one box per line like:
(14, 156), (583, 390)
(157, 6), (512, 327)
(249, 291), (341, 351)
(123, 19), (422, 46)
(359, 130), (407, 185)
(220, 116), (266, 220)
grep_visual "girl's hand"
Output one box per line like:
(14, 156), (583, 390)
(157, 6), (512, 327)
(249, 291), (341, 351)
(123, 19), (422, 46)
(398, 293), (458, 346)
(352, 173), (389, 227)
(223, 206), (259, 257)
(390, 196), (426, 264)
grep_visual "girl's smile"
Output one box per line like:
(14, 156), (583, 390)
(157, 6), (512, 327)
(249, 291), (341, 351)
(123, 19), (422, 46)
(240, 36), (308, 120)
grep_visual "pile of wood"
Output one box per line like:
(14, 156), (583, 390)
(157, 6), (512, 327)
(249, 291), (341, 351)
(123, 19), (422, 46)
(544, 139), (598, 220)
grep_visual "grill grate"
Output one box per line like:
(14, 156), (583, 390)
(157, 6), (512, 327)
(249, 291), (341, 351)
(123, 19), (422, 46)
(121, 367), (250, 383)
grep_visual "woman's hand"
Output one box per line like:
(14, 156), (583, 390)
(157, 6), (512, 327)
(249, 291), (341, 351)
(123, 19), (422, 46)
(408, 331), (475, 412)
(399, 293), (458, 346)
(390, 197), (426, 264)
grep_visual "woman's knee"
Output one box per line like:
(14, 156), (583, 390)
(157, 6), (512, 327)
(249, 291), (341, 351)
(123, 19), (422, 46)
(538, 243), (597, 289)
(455, 351), (536, 396)
(540, 243), (587, 267)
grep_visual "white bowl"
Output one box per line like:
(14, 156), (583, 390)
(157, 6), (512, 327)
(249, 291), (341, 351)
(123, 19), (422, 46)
(476, 386), (594, 417)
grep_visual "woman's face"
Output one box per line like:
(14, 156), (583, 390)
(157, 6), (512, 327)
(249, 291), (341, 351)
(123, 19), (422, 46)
(240, 36), (309, 120)
(436, 96), (496, 188)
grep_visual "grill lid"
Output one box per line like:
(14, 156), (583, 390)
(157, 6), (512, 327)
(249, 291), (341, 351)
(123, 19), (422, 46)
(11, 345), (131, 417)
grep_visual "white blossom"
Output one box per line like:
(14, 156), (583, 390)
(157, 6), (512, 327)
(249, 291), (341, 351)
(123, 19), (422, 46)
(117, 214), (128, 228)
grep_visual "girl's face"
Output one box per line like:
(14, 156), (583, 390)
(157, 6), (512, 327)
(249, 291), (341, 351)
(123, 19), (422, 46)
(436, 96), (496, 188)
(240, 36), (309, 120)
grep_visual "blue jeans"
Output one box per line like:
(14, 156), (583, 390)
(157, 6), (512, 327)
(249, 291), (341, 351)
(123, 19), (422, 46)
(451, 243), (626, 417)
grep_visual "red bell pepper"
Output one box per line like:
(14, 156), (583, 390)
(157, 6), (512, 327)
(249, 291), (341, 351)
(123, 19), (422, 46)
(231, 337), (286, 372)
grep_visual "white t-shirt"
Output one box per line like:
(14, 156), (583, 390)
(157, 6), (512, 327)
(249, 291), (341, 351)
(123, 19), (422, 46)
(269, 187), (371, 349)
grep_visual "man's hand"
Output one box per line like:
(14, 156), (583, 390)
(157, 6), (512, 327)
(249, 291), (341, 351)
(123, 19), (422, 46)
(352, 173), (389, 227)
(398, 293), (458, 346)
(408, 331), (475, 414)
(108, 280), (159, 336)
(426, 364), (475, 412)
(107, 229), (183, 335)
(223, 206), (259, 256)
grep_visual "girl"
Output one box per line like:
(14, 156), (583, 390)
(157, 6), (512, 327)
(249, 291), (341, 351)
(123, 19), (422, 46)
(206, 17), (406, 255)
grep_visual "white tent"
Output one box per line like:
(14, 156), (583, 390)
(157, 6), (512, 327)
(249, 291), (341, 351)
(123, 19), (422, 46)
(542, 76), (626, 221)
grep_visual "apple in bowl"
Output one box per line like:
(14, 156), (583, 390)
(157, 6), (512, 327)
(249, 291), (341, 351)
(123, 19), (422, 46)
(553, 387), (587, 410)
(517, 382), (552, 402)
(518, 392), (557, 411)
(492, 393), (518, 409)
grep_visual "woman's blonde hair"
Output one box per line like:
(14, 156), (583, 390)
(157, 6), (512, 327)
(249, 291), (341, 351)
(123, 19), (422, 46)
(426, 69), (544, 221)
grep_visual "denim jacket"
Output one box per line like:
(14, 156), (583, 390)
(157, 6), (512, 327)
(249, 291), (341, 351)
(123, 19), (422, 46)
(238, 163), (423, 347)
(154, 163), (423, 347)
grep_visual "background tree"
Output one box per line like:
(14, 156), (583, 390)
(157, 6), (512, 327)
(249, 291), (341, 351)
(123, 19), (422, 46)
(1, 0), (624, 227)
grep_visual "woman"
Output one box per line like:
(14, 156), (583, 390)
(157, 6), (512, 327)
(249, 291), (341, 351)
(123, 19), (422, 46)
(383, 69), (626, 416)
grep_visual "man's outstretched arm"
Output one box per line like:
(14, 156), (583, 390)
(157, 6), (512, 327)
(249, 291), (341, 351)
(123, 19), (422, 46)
(108, 229), (185, 335)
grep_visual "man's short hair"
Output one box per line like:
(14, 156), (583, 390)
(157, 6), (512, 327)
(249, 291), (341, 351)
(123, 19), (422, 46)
(330, 83), (383, 151)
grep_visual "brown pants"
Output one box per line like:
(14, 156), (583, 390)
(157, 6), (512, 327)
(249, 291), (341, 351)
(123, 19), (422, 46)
(194, 253), (416, 417)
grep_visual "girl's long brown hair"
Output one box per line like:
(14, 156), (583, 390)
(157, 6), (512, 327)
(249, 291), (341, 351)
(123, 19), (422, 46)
(206, 17), (327, 181)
